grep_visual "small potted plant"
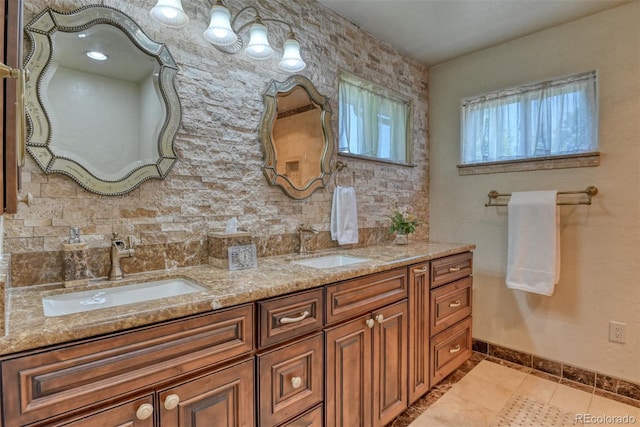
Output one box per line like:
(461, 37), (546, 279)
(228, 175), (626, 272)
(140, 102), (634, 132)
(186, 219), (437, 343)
(389, 205), (421, 245)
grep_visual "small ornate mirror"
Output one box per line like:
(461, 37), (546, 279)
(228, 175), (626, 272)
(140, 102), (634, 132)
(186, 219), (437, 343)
(24, 5), (181, 195)
(259, 75), (334, 199)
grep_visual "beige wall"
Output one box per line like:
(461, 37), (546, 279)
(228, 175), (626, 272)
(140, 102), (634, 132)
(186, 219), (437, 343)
(429, 3), (640, 382)
(7, 0), (429, 255)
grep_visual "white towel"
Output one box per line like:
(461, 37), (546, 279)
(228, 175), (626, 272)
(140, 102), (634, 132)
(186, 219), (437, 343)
(331, 186), (359, 245)
(506, 191), (560, 296)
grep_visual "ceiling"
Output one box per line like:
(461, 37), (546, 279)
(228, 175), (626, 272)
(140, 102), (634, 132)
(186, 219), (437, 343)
(317, 0), (632, 67)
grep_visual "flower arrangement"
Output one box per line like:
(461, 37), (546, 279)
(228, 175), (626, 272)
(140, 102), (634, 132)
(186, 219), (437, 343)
(389, 205), (421, 235)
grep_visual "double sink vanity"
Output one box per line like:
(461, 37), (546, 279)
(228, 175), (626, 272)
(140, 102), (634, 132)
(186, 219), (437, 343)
(0, 242), (474, 427)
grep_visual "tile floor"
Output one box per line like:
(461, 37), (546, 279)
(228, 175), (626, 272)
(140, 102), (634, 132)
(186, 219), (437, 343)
(403, 359), (640, 426)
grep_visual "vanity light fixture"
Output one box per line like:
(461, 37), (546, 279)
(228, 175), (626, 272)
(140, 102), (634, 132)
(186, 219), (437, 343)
(150, 0), (190, 28)
(152, 0), (305, 72)
(204, 1), (305, 72)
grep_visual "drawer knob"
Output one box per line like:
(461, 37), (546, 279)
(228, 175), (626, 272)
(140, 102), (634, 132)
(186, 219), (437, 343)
(291, 376), (303, 389)
(449, 300), (462, 308)
(448, 266), (462, 272)
(375, 314), (384, 324)
(366, 318), (375, 328)
(280, 310), (310, 324)
(136, 403), (154, 420)
(164, 393), (180, 410)
(449, 344), (462, 354)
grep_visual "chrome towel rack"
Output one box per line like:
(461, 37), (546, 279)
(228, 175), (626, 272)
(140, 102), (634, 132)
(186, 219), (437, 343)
(485, 186), (598, 207)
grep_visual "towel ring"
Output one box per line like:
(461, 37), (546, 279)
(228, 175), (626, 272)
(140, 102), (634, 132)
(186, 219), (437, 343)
(334, 160), (356, 187)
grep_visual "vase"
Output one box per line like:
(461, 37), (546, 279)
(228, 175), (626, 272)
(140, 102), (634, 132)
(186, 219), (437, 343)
(394, 233), (409, 245)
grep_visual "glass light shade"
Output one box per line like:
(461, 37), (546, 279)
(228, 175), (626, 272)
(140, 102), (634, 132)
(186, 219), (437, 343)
(150, 0), (189, 28)
(203, 5), (237, 46)
(245, 23), (273, 60)
(278, 38), (306, 72)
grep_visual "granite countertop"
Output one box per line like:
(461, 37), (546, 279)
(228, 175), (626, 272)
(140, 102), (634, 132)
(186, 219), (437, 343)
(0, 241), (474, 357)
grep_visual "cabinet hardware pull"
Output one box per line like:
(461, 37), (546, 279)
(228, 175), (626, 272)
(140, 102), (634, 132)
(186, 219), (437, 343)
(164, 394), (180, 411)
(136, 403), (154, 420)
(449, 344), (461, 354)
(366, 318), (375, 328)
(449, 300), (461, 308)
(414, 266), (428, 273)
(448, 266), (462, 272)
(375, 314), (384, 324)
(280, 310), (310, 324)
(291, 376), (303, 389)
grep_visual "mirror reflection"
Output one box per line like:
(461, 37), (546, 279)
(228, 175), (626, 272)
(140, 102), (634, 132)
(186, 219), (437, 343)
(260, 75), (334, 199)
(25, 6), (181, 195)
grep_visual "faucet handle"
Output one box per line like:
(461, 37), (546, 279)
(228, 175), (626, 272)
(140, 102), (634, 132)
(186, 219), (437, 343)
(127, 236), (135, 249)
(112, 232), (119, 241)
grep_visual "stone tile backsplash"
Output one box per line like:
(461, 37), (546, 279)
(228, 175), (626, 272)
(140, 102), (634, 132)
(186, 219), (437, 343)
(5, 0), (430, 270)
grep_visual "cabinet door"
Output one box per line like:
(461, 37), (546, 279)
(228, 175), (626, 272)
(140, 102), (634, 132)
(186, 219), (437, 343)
(372, 300), (408, 427)
(59, 396), (154, 427)
(408, 263), (430, 404)
(325, 314), (372, 427)
(257, 333), (324, 426)
(158, 359), (255, 427)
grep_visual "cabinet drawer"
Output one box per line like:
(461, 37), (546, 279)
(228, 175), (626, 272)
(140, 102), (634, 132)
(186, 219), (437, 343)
(431, 252), (472, 288)
(1, 304), (254, 427)
(430, 276), (472, 337)
(280, 404), (323, 427)
(326, 268), (407, 325)
(258, 333), (324, 427)
(258, 288), (324, 348)
(430, 317), (472, 386)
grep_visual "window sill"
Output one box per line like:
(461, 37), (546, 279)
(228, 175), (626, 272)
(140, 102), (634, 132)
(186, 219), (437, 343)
(338, 152), (416, 168)
(457, 152), (600, 175)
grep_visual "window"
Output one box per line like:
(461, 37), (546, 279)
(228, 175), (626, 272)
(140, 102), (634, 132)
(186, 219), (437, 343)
(460, 71), (598, 167)
(338, 73), (413, 165)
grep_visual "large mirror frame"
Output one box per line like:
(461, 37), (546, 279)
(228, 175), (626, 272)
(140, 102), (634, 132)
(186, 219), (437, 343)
(24, 5), (181, 196)
(259, 75), (334, 200)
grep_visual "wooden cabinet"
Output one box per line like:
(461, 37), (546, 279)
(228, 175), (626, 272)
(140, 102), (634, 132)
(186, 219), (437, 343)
(408, 262), (430, 404)
(257, 289), (325, 427)
(0, 250), (474, 427)
(428, 253), (473, 387)
(1, 304), (254, 426)
(325, 269), (408, 427)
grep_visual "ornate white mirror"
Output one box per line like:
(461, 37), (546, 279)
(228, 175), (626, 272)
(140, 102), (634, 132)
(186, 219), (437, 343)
(24, 5), (181, 195)
(259, 75), (334, 200)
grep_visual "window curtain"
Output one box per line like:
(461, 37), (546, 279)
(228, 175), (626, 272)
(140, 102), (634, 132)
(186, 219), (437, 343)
(339, 79), (408, 162)
(461, 71), (597, 164)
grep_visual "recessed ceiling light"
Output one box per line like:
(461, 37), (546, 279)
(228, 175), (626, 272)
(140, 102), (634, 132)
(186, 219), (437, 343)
(86, 51), (108, 61)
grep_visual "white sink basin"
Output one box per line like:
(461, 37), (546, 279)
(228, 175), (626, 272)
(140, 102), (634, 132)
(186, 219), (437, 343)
(42, 278), (206, 317)
(293, 255), (371, 269)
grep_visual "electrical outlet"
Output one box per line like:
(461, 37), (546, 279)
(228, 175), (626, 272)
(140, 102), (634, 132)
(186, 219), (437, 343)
(609, 321), (626, 344)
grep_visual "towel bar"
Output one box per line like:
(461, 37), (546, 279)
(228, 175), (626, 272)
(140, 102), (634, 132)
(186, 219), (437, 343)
(485, 186), (598, 207)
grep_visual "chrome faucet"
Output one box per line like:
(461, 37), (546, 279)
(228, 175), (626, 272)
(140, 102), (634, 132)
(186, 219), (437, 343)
(109, 233), (135, 281)
(297, 224), (318, 254)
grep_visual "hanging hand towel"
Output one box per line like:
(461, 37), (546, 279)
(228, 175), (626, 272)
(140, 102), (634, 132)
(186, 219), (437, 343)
(331, 186), (359, 245)
(506, 191), (560, 296)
